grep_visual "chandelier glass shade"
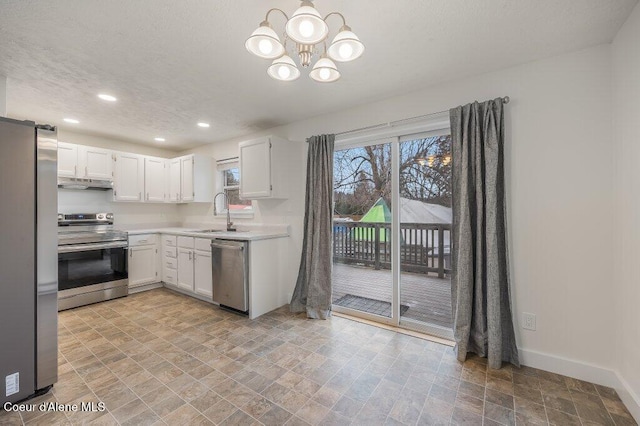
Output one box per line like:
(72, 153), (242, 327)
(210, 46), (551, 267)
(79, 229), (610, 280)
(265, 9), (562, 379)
(267, 54), (301, 81)
(285, 2), (328, 44)
(327, 26), (364, 62)
(245, 1), (364, 82)
(245, 23), (285, 59)
(309, 55), (340, 83)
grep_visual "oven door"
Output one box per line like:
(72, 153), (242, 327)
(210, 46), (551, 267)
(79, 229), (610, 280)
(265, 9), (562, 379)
(58, 241), (128, 292)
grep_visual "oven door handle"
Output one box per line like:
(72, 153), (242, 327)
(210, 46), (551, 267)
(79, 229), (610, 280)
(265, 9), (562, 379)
(58, 241), (129, 254)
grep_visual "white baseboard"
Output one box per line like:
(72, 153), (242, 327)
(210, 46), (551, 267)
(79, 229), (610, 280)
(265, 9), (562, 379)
(520, 348), (640, 422)
(128, 282), (163, 294)
(615, 371), (640, 423)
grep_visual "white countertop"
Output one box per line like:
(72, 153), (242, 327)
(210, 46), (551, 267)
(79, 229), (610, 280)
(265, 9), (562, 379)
(126, 227), (289, 241)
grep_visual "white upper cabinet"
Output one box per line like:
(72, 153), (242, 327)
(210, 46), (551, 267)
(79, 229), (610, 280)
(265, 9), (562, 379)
(168, 158), (181, 202)
(57, 142), (113, 180)
(57, 142), (78, 178)
(144, 157), (166, 202)
(181, 155), (195, 202)
(78, 145), (112, 180)
(56, 142), (214, 204)
(168, 154), (213, 203)
(239, 136), (301, 199)
(113, 153), (144, 201)
(239, 137), (271, 199)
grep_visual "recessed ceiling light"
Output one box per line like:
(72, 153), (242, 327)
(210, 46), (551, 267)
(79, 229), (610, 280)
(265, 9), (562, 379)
(154, 137), (166, 142)
(197, 122), (210, 128)
(98, 93), (117, 102)
(63, 118), (80, 124)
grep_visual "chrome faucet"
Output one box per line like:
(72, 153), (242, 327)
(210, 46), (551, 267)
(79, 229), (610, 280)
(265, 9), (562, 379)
(213, 192), (236, 232)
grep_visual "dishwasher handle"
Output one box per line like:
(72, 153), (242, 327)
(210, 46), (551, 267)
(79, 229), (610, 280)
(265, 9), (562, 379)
(211, 242), (244, 251)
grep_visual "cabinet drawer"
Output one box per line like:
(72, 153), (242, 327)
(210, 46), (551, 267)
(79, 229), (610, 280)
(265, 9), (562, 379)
(129, 234), (157, 247)
(177, 236), (194, 249)
(195, 238), (212, 251)
(163, 247), (177, 258)
(163, 257), (178, 270)
(163, 267), (177, 285)
(162, 235), (177, 247)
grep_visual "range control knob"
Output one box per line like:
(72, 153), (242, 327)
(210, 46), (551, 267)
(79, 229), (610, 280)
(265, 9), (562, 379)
(57, 214), (64, 221)
(106, 213), (113, 220)
(97, 214), (105, 220)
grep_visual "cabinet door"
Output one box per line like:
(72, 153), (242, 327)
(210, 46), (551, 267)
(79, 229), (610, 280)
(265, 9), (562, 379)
(194, 249), (212, 298)
(114, 153), (143, 201)
(239, 138), (271, 199)
(57, 142), (78, 177)
(79, 146), (112, 179)
(144, 157), (166, 202)
(168, 158), (181, 202)
(181, 155), (194, 202)
(129, 245), (158, 287)
(177, 248), (194, 291)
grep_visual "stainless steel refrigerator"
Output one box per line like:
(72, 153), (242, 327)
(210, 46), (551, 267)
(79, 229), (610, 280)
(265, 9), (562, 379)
(0, 116), (58, 404)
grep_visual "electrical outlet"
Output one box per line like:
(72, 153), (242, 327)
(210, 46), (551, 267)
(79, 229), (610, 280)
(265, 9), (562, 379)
(522, 312), (536, 331)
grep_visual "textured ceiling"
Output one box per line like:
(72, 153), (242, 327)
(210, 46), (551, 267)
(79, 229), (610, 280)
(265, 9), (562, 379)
(0, 0), (636, 149)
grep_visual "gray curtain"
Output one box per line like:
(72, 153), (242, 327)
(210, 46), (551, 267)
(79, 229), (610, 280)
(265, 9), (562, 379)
(450, 98), (519, 369)
(290, 134), (335, 319)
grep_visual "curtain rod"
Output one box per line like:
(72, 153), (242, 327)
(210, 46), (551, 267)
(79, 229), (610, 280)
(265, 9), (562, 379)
(331, 96), (510, 138)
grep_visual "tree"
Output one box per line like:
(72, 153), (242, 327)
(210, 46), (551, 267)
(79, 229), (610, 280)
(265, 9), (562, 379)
(333, 136), (451, 217)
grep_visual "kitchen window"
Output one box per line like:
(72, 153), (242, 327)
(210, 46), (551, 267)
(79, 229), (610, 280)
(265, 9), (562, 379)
(217, 158), (253, 216)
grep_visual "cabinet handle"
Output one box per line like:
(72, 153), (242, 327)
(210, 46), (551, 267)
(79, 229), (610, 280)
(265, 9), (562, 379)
(85, 166), (88, 177)
(146, 192), (149, 200)
(188, 251), (192, 260)
(138, 240), (148, 244)
(129, 250), (132, 258)
(74, 165), (77, 176)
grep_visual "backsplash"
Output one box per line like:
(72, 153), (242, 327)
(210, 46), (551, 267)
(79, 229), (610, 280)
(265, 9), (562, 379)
(58, 189), (181, 226)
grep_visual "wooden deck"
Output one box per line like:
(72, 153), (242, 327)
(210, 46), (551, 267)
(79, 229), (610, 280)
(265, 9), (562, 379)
(332, 263), (453, 329)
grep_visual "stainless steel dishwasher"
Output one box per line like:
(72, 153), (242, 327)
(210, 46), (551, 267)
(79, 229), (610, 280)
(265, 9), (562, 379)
(211, 239), (249, 313)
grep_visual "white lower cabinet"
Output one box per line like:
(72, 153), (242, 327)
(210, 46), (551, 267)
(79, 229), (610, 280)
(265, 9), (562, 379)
(128, 234), (159, 289)
(161, 234), (178, 285)
(166, 236), (213, 299)
(194, 242), (213, 298)
(177, 247), (194, 291)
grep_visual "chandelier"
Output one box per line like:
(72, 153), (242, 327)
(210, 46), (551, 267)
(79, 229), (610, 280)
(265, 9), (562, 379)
(245, 1), (365, 83)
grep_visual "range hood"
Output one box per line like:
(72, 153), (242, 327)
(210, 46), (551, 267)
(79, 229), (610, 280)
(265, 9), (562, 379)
(57, 177), (113, 190)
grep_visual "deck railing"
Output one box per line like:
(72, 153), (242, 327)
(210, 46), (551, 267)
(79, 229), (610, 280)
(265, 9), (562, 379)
(332, 221), (452, 278)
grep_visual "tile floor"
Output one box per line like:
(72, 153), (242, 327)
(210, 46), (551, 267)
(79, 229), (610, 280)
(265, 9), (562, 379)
(0, 288), (636, 425)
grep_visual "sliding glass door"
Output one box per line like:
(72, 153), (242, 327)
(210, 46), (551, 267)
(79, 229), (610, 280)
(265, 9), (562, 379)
(332, 142), (394, 321)
(398, 134), (453, 338)
(331, 128), (453, 339)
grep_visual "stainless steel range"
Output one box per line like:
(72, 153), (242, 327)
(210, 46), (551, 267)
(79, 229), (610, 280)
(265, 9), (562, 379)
(57, 213), (128, 310)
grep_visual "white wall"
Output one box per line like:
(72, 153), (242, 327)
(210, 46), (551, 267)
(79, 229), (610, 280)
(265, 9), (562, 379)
(57, 131), (181, 226)
(0, 74), (6, 116)
(181, 45), (615, 376)
(612, 2), (640, 419)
